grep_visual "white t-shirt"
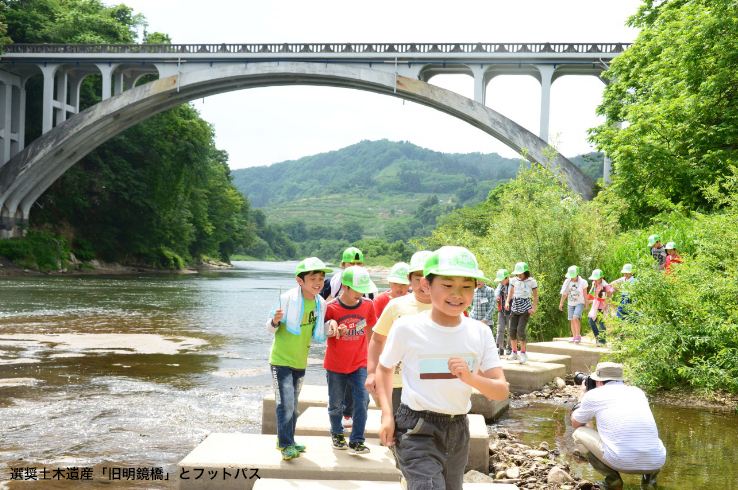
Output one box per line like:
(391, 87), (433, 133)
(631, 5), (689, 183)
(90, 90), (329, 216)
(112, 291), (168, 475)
(379, 312), (501, 415)
(329, 270), (344, 298)
(573, 382), (666, 472)
(510, 277), (538, 299)
(560, 278), (588, 306)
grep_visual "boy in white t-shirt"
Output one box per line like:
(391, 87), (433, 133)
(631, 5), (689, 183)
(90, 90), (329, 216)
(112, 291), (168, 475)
(376, 246), (509, 490)
(559, 265), (589, 344)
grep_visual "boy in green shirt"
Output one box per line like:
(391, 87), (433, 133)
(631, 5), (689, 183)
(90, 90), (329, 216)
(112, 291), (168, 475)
(267, 257), (332, 460)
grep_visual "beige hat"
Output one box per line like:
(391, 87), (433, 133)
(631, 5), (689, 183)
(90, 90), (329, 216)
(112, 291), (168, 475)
(589, 362), (626, 382)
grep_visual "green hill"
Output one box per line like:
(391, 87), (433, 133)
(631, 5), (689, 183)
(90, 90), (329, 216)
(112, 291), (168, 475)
(231, 139), (522, 236)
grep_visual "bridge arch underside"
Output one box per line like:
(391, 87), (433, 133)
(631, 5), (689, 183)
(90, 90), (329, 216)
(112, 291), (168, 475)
(0, 62), (594, 236)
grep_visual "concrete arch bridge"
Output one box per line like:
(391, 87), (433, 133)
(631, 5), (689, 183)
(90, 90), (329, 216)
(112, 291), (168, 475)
(0, 42), (629, 237)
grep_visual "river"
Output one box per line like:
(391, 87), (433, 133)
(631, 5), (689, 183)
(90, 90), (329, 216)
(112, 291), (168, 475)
(1, 261), (736, 489)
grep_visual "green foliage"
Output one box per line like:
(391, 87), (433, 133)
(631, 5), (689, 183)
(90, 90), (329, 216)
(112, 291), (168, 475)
(607, 207), (738, 394)
(0, 230), (70, 271)
(589, 0), (738, 228)
(421, 164), (617, 341)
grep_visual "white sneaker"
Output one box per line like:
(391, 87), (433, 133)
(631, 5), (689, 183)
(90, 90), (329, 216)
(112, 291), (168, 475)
(341, 416), (353, 428)
(519, 352), (528, 364)
(508, 352), (518, 361)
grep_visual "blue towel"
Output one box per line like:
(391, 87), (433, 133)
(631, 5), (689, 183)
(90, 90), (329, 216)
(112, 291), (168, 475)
(269, 286), (327, 342)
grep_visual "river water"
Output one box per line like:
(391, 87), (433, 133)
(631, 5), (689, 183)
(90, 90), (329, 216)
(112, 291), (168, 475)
(1, 261), (736, 489)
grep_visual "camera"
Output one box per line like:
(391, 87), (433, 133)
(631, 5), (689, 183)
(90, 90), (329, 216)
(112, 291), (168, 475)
(574, 371), (597, 392)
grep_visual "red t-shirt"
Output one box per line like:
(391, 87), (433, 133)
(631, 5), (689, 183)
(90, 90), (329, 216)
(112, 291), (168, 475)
(373, 291), (392, 318)
(665, 254), (682, 274)
(324, 298), (378, 373)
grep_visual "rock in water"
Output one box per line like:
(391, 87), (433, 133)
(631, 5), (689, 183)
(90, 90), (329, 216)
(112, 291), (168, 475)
(506, 466), (520, 479)
(463, 470), (495, 483)
(547, 466), (574, 484)
(525, 449), (549, 458)
(555, 376), (566, 389)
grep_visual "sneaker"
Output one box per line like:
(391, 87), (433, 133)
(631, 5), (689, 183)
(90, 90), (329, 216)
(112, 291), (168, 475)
(400, 477), (408, 490)
(505, 347), (512, 356)
(598, 338), (607, 346)
(348, 441), (371, 455)
(508, 352), (518, 361)
(574, 335), (581, 343)
(331, 433), (348, 450)
(342, 416), (353, 428)
(280, 445), (301, 460)
(498, 346), (504, 356)
(519, 352), (527, 364)
(568, 337), (576, 343)
(276, 439), (306, 452)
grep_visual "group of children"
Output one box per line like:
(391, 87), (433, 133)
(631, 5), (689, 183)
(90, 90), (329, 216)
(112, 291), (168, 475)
(648, 234), (682, 273)
(266, 246), (509, 490)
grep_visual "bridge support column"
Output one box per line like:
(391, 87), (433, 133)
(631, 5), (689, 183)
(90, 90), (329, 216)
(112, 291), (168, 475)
(39, 64), (60, 133)
(535, 64), (555, 144)
(95, 63), (120, 101)
(470, 65), (487, 105)
(602, 121), (621, 185)
(54, 69), (69, 125)
(0, 70), (26, 167)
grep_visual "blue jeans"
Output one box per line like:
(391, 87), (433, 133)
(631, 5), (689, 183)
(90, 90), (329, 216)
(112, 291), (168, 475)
(270, 364), (305, 448)
(327, 367), (369, 443)
(589, 315), (606, 340)
(343, 384), (353, 418)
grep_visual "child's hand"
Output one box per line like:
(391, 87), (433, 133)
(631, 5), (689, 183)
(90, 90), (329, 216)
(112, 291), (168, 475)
(326, 320), (338, 337)
(272, 309), (284, 326)
(559, 302), (564, 311)
(529, 308), (536, 316)
(379, 418), (395, 447)
(364, 373), (377, 396)
(336, 323), (349, 339)
(448, 357), (473, 384)
(505, 303), (510, 311)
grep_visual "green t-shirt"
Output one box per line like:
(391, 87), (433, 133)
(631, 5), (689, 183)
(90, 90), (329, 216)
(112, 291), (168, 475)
(269, 299), (316, 370)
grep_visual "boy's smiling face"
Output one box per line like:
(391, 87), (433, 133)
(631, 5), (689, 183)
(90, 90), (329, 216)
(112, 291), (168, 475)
(424, 275), (476, 324)
(297, 271), (325, 299)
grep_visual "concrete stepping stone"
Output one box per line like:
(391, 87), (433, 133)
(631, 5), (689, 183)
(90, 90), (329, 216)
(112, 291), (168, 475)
(525, 341), (609, 374)
(178, 434), (399, 490)
(295, 407), (490, 473)
(521, 351), (571, 373)
(263, 385), (509, 434)
(500, 360), (567, 394)
(253, 479), (519, 489)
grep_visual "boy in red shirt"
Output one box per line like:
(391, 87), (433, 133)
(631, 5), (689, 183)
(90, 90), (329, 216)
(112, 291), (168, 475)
(324, 266), (378, 455)
(664, 242), (682, 274)
(373, 262), (411, 318)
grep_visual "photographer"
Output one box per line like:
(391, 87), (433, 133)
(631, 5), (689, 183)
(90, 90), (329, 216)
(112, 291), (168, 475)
(571, 362), (666, 490)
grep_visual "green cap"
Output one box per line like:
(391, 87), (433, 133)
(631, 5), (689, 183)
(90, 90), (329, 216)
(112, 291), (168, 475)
(387, 262), (410, 285)
(566, 265), (580, 279)
(665, 241), (677, 250)
(621, 263), (633, 274)
(341, 247), (364, 264)
(295, 257), (333, 277)
(341, 266), (378, 294)
(423, 246), (490, 282)
(494, 269), (509, 282)
(589, 269), (604, 280)
(408, 251), (433, 273)
(512, 262), (529, 275)
(648, 234), (661, 247)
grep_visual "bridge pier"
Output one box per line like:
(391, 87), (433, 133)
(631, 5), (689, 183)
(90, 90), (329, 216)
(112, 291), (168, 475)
(536, 64), (555, 143)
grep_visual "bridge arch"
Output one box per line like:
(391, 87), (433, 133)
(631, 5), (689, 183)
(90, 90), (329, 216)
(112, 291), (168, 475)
(0, 61), (594, 236)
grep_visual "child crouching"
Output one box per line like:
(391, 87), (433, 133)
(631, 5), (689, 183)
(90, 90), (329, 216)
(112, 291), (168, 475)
(376, 246), (508, 490)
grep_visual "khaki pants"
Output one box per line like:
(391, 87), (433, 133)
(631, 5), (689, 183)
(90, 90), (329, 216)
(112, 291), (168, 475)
(572, 427), (658, 475)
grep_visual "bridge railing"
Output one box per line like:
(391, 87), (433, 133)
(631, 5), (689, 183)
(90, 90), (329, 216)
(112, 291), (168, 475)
(2, 42), (630, 55)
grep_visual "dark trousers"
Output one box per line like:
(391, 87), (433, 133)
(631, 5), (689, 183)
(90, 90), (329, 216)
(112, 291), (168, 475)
(393, 404), (469, 490)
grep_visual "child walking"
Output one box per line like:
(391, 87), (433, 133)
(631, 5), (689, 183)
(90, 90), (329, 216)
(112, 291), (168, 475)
(559, 265), (589, 344)
(376, 246), (508, 490)
(494, 269), (512, 356)
(266, 257), (332, 460)
(648, 234), (667, 271)
(587, 269), (613, 346)
(664, 242), (682, 274)
(611, 264), (636, 320)
(373, 262), (411, 318)
(324, 266), (378, 455)
(505, 262), (538, 364)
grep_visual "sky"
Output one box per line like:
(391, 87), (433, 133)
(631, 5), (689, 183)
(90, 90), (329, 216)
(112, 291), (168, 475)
(121, 0), (642, 169)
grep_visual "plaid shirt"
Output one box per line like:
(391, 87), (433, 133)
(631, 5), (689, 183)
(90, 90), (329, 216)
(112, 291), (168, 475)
(470, 284), (496, 322)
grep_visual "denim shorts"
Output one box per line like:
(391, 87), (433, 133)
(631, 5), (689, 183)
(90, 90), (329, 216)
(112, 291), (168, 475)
(568, 303), (585, 320)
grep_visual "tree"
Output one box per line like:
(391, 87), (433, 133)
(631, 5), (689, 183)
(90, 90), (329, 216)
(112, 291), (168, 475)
(589, 0), (738, 227)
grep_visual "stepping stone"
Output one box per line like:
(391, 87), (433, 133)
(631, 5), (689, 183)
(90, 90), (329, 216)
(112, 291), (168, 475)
(254, 480), (519, 489)
(525, 341), (609, 374)
(262, 385), (378, 434)
(178, 434), (399, 490)
(500, 360), (567, 394)
(295, 407), (490, 473)
(523, 351), (571, 373)
(263, 385), (509, 434)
